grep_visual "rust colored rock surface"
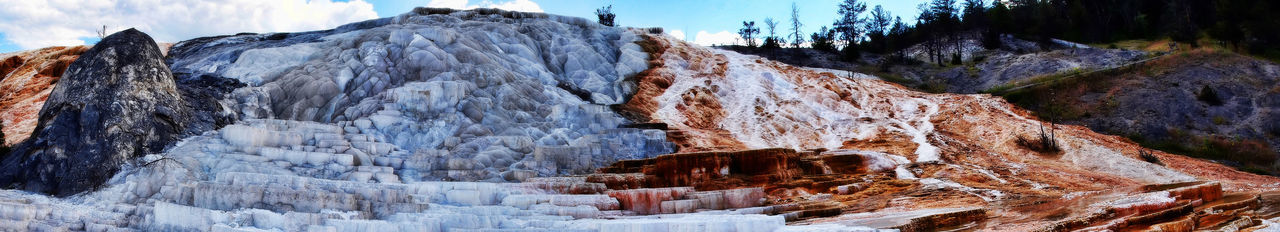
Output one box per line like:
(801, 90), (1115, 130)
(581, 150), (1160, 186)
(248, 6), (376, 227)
(626, 33), (1280, 192)
(599, 33), (1280, 230)
(0, 46), (88, 146)
(604, 187), (694, 215)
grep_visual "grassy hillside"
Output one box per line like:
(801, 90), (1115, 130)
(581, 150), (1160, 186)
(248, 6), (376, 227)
(998, 47), (1280, 175)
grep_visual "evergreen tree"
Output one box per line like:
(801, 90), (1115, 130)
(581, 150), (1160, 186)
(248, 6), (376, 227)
(864, 5), (893, 53)
(961, 0), (986, 30)
(929, 0), (961, 61)
(595, 5), (616, 27)
(739, 21), (760, 47)
(916, 3), (942, 64)
(983, 0), (1011, 49)
(1163, 0), (1198, 44)
(888, 16), (907, 54)
(810, 26), (836, 52)
(0, 122), (7, 157)
(834, 0), (867, 49)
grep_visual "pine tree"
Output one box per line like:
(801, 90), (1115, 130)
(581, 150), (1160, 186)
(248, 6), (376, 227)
(961, 0), (986, 30)
(595, 5), (616, 27)
(929, 0), (960, 62)
(739, 21), (760, 47)
(834, 0), (867, 49)
(983, 0), (1011, 49)
(865, 5), (893, 53)
(0, 121), (8, 157)
(810, 26), (836, 52)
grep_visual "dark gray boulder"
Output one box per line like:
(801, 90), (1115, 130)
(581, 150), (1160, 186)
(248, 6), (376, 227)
(0, 29), (191, 196)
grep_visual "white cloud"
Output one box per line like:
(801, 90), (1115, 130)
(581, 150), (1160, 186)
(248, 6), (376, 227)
(667, 30), (686, 41)
(425, 0), (543, 13)
(693, 31), (744, 47)
(427, 0), (468, 9)
(0, 0), (379, 50)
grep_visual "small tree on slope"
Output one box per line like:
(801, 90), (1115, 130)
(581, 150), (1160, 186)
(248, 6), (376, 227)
(789, 2), (804, 48)
(739, 21), (760, 47)
(0, 121), (8, 157)
(595, 5), (616, 27)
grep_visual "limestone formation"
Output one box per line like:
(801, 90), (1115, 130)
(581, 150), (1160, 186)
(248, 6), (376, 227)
(0, 29), (191, 196)
(0, 7), (1276, 232)
(164, 7), (673, 181)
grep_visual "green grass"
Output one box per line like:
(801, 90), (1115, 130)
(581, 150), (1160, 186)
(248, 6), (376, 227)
(983, 67), (1088, 95)
(875, 72), (913, 85)
(1212, 116), (1228, 125)
(1124, 132), (1279, 176)
(855, 65), (916, 87)
(988, 48), (1280, 176)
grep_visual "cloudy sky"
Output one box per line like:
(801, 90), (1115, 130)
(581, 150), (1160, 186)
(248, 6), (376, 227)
(0, 0), (922, 53)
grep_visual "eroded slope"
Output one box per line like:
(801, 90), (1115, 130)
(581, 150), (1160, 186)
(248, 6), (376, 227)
(619, 33), (1280, 230)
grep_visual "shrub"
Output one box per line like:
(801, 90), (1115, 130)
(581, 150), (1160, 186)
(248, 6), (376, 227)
(1196, 85), (1223, 106)
(1138, 149), (1163, 166)
(762, 37), (783, 49)
(950, 53), (962, 65)
(981, 30), (1002, 49)
(1202, 136), (1277, 166)
(0, 122), (7, 158)
(920, 78), (949, 93)
(810, 26), (837, 52)
(877, 59), (893, 73)
(1017, 123), (1061, 154)
(840, 46), (861, 61)
(1212, 116), (1228, 125)
(595, 5), (616, 27)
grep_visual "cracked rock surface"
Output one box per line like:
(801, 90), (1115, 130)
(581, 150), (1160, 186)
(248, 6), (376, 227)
(0, 29), (193, 196)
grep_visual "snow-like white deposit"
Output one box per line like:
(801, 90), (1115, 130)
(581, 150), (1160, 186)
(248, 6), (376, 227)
(166, 9), (676, 182)
(652, 49), (942, 161)
(0, 9), (706, 232)
(978, 99), (1196, 184)
(1258, 219), (1280, 232)
(220, 43), (321, 86)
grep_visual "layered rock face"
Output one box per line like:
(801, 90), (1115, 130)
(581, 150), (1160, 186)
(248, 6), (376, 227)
(618, 32), (1280, 230)
(0, 29), (192, 196)
(0, 7), (1277, 232)
(0, 45), (88, 146)
(165, 8), (671, 181)
(0, 9), (696, 231)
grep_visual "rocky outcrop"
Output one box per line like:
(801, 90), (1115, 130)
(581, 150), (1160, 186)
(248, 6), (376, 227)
(895, 35), (1147, 93)
(0, 45), (88, 146)
(1003, 49), (1280, 175)
(0, 29), (191, 196)
(0, 7), (1276, 232)
(163, 7), (672, 181)
(725, 34), (1147, 94)
(1028, 181), (1280, 231)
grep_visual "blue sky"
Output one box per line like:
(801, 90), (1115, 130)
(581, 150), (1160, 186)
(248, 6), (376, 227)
(369, 0), (925, 45)
(0, 0), (927, 53)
